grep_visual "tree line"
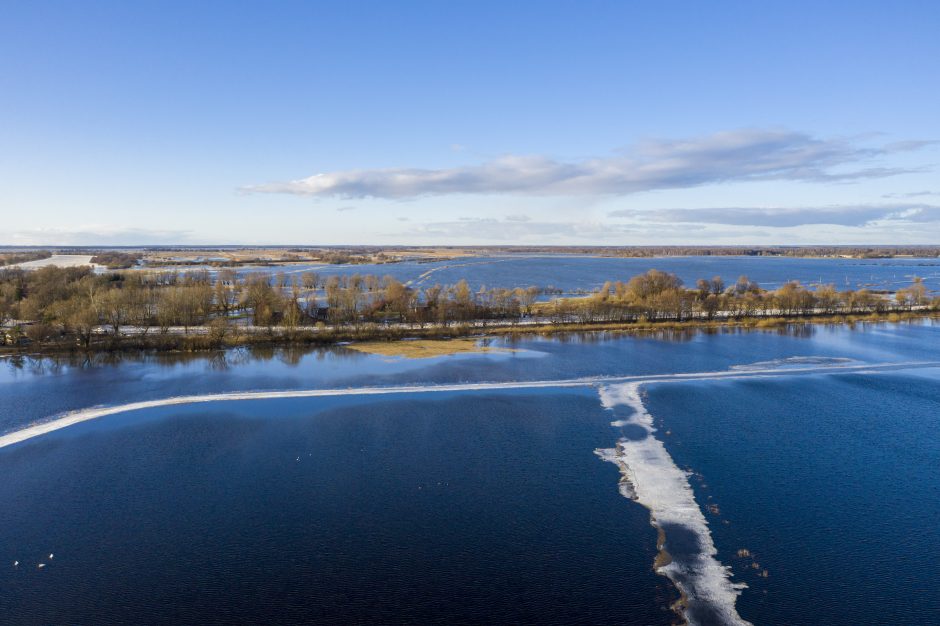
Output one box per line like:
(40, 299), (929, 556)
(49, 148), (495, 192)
(542, 271), (933, 323)
(0, 265), (936, 348)
(0, 251), (52, 266)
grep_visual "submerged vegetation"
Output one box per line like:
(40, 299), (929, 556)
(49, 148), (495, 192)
(0, 264), (937, 353)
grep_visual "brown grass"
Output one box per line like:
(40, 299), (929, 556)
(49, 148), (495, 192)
(345, 338), (516, 359)
(654, 526), (673, 570)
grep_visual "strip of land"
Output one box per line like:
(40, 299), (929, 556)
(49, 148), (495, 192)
(1, 264), (937, 355)
(345, 338), (517, 358)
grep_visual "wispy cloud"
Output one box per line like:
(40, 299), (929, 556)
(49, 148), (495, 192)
(244, 130), (935, 199)
(406, 218), (634, 241)
(399, 209), (940, 244)
(6, 227), (196, 246)
(881, 190), (938, 199)
(609, 204), (940, 228)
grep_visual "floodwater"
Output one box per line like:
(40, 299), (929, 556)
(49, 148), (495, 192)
(2, 320), (939, 624)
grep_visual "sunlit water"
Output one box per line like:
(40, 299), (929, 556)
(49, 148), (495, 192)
(2, 320), (939, 624)
(645, 370), (940, 625)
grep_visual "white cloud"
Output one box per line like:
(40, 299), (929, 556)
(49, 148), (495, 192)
(881, 190), (938, 199)
(609, 204), (940, 227)
(244, 130), (935, 199)
(405, 217), (635, 242)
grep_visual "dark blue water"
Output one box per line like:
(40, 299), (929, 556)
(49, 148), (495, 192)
(153, 254), (940, 295)
(645, 371), (940, 625)
(3, 321), (940, 623)
(0, 391), (675, 624)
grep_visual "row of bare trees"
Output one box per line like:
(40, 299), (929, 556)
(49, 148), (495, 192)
(0, 267), (537, 341)
(1, 266), (936, 347)
(544, 271), (933, 324)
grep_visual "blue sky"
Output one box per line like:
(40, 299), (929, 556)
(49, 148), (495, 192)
(2, 1), (939, 245)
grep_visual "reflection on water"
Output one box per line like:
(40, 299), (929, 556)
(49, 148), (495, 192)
(2, 343), (362, 375)
(9, 318), (940, 383)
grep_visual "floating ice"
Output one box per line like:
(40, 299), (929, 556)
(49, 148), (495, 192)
(598, 382), (751, 626)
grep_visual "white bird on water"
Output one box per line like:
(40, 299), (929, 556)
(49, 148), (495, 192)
(49, 553), (54, 560)
(37, 563), (45, 569)
(13, 561), (18, 567)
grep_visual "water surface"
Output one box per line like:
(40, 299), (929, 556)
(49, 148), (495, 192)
(3, 321), (940, 624)
(645, 370), (940, 625)
(141, 254), (940, 296)
(1, 391), (675, 624)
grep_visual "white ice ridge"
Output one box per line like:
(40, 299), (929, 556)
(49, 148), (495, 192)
(597, 383), (751, 626)
(2, 359), (938, 451)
